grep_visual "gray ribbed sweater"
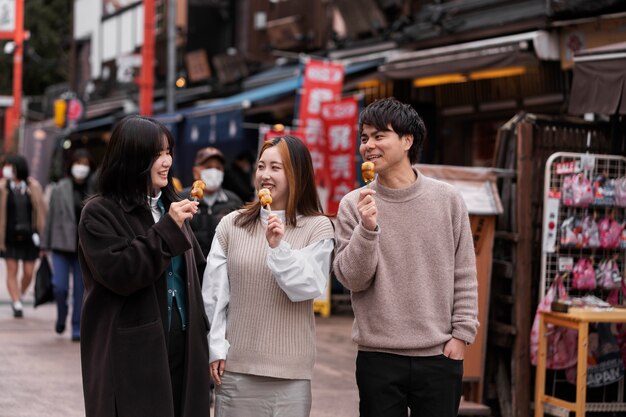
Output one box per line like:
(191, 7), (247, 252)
(333, 169), (479, 356)
(216, 212), (334, 379)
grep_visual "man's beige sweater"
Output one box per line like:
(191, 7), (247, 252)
(333, 169), (479, 356)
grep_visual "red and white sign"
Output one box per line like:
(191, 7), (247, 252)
(555, 160), (580, 175)
(320, 97), (358, 214)
(297, 60), (345, 188)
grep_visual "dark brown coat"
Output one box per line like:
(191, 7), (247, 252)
(78, 195), (211, 417)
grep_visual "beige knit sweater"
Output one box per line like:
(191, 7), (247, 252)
(216, 212), (334, 379)
(333, 168), (479, 356)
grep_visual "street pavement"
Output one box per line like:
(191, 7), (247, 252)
(0, 259), (359, 417)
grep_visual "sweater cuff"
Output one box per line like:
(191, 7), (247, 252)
(356, 222), (380, 240)
(154, 214), (191, 256)
(451, 328), (476, 345)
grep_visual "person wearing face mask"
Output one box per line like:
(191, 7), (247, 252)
(0, 154), (47, 318)
(182, 147), (242, 258)
(0, 155), (47, 318)
(41, 148), (95, 340)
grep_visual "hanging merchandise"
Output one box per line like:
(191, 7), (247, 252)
(562, 173), (594, 207)
(614, 176), (626, 207)
(572, 258), (596, 290)
(599, 217), (622, 249)
(560, 216), (582, 248)
(596, 258), (621, 290)
(592, 174), (616, 206)
(581, 215), (600, 248)
(540, 152), (625, 299)
(530, 274), (578, 370)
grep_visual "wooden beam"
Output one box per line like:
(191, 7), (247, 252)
(512, 120), (533, 417)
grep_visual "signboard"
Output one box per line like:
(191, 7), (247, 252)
(320, 97), (358, 214)
(67, 98), (85, 123)
(0, 0), (15, 32)
(296, 60), (345, 188)
(560, 16), (626, 69)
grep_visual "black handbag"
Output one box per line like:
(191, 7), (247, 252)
(34, 256), (54, 307)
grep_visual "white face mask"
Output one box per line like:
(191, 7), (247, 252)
(71, 164), (90, 181)
(2, 166), (13, 180)
(200, 168), (224, 191)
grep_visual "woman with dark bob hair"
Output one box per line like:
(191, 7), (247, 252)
(0, 154), (47, 318)
(42, 148), (95, 341)
(202, 135), (335, 416)
(78, 115), (211, 417)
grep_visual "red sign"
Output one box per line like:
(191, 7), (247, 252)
(320, 97), (358, 214)
(67, 98), (85, 122)
(555, 160), (580, 175)
(297, 60), (345, 188)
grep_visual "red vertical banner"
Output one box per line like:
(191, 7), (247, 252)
(320, 97), (358, 215)
(297, 60), (345, 188)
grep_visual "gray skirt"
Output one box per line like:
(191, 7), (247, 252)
(214, 371), (311, 417)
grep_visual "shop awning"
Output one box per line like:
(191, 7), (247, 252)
(568, 42), (626, 115)
(74, 115), (117, 131)
(416, 164), (503, 216)
(186, 58), (383, 115)
(379, 30), (558, 80)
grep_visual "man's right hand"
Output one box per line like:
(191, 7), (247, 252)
(357, 188), (378, 231)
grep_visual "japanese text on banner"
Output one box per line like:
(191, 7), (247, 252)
(321, 97), (358, 214)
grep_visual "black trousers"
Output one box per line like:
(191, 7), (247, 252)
(356, 351), (463, 417)
(168, 298), (186, 417)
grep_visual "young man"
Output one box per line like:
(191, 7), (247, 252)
(182, 147), (243, 257)
(333, 97), (479, 417)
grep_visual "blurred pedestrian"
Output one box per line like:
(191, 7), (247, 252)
(41, 148), (95, 341)
(333, 98), (479, 417)
(78, 115), (211, 417)
(182, 146), (242, 258)
(223, 150), (255, 203)
(203, 135), (334, 417)
(0, 154), (47, 318)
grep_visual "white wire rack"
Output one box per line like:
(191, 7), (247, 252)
(540, 152), (626, 300)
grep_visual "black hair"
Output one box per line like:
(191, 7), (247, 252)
(66, 148), (93, 177)
(358, 97), (427, 164)
(97, 115), (179, 207)
(4, 154), (29, 181)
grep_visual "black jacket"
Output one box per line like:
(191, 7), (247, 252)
(78, 195), (210, 417)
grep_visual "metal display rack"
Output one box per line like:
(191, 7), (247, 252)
(538, 151), (626, 415)
(540, 152), (626, 299)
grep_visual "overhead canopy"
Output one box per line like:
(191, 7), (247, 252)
(379, 30), (558, 80)
(416, 164), (503, 216)
(568, 42), (626, 115)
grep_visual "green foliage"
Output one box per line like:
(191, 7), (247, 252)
(0, 0), (71, 96)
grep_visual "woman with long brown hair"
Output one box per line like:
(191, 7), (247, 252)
(202, 135), (334, 417)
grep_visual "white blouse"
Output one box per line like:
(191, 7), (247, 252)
(202, 208), (334, 363)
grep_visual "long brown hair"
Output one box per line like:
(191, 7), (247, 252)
(235, 135), (325, 230)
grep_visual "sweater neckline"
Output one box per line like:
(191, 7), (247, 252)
(372, 168), (426, 203)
